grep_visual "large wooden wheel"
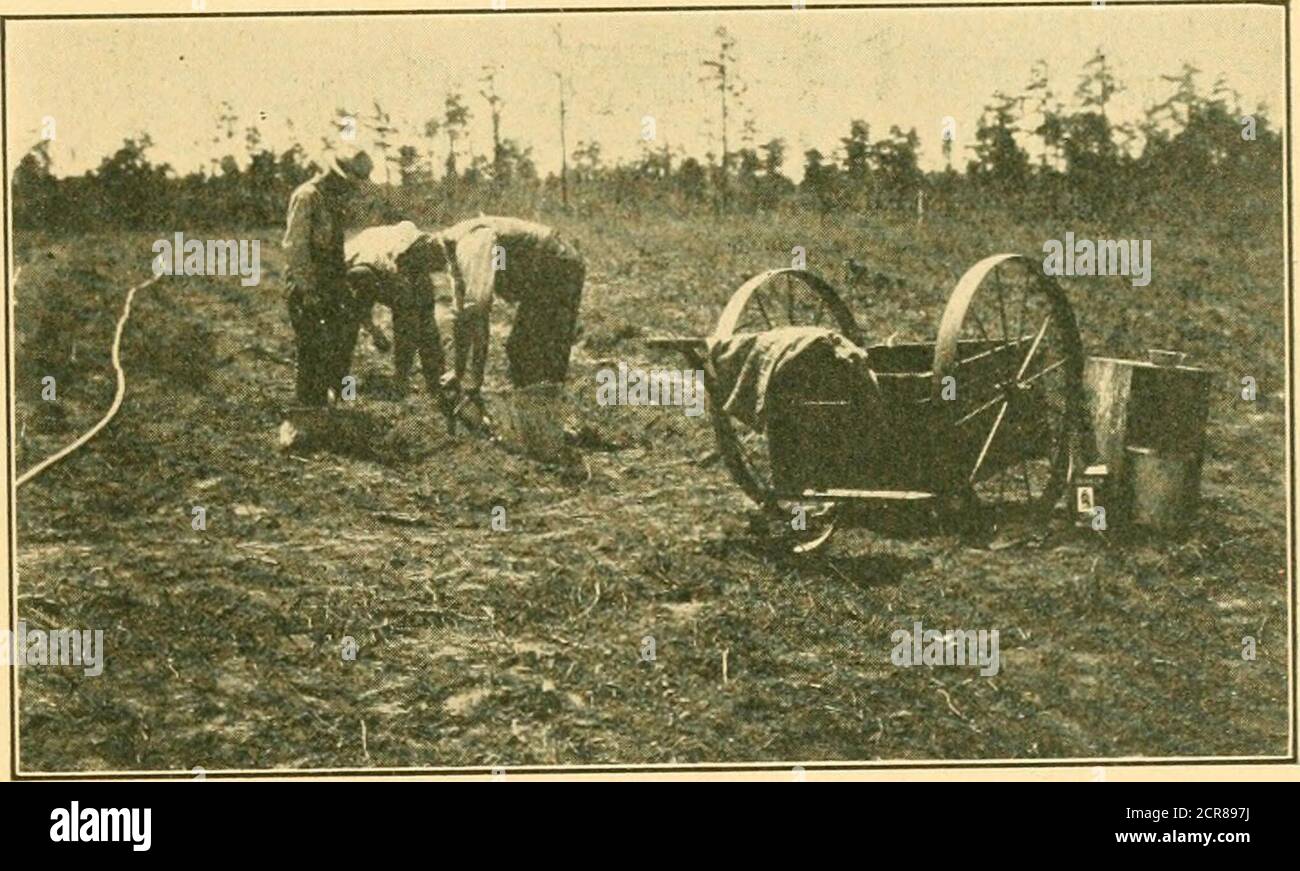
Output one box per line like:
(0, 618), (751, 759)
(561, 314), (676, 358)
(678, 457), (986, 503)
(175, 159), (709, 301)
(707, 269), (861, 553)
(931, 254), (1085, 518)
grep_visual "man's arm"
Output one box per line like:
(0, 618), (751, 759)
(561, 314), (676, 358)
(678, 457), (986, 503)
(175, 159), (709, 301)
(283, 187), (320, 288)
(448, 228), (497, 395)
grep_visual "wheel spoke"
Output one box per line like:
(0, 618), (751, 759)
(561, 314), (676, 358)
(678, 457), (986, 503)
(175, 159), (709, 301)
(1019, 357), (1067, 387)
(968, 306), (992, 343)
(970, 400), (1009, 482)
(955, 358), (1069, 428)
(1016, 316), (1052, 380)
(955, 338), (1023, 369)
(955, 393), (1004, 427)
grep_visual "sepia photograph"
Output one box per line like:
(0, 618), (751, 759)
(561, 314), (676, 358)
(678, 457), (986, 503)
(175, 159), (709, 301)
(1, 0), (1292, 779)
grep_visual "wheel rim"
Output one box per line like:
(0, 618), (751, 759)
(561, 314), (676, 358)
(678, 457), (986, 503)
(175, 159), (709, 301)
(714, 268), (864, 346)
(933, 254), (1085, 516)
(709, 269), (860, 513)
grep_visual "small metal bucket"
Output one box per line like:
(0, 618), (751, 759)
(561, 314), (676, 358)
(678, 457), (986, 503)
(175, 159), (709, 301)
(1127, 446), (1201, 530)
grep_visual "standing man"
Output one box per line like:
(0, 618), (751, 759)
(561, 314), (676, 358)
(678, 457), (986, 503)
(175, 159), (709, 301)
(345, 220), (456, 429)
(278, 145), (373, 450)
(437, 216), (585, 430)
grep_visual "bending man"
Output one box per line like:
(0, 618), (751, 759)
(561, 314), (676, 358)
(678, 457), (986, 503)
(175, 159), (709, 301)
(437, 216), (585, 428)
(345, 220), (454, 427)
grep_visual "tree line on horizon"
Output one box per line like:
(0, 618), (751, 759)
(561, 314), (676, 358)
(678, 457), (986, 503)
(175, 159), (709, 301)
(10, 37), (1283, 234)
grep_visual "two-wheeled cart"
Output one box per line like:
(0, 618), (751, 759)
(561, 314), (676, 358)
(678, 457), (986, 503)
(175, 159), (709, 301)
(648, 254), (1086, 552)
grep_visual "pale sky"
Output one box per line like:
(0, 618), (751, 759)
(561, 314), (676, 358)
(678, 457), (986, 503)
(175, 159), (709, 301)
(4, 5), (1286, 180)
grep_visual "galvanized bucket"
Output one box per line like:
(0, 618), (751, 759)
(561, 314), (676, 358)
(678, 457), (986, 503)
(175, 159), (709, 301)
(1126, 446), (1201, 530)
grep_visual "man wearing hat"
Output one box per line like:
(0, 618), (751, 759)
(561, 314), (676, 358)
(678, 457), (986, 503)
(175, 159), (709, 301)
(279, 145), (373, 450)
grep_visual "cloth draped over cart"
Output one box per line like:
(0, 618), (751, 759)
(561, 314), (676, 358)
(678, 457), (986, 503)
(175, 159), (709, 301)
(704, 326), (880, 431)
